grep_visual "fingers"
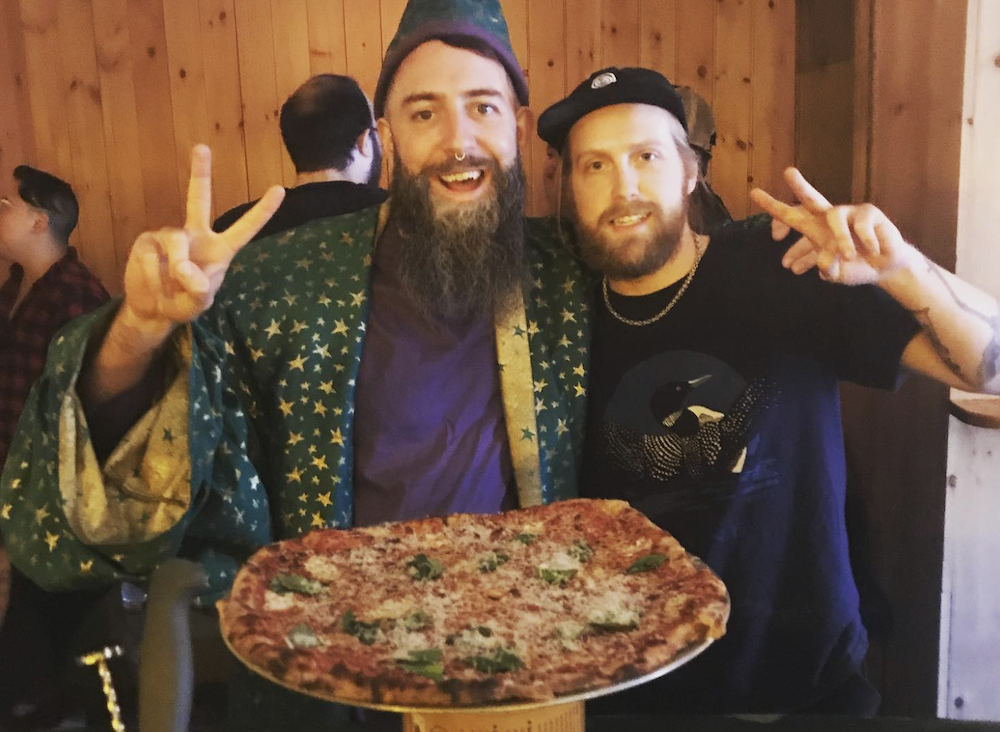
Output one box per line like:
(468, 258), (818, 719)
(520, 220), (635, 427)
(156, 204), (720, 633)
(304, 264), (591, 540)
(849, 205), (881, 258)
(825, 207), (857, 261)
(185, 144), (213, 233)
(750, 187), (802, 231)
(781, 237), (814, 269)
(783, 167), (832, 215)
(159, 229), (210, 296)
(220, 185), (286, 252)
(771, 217), (792, 241)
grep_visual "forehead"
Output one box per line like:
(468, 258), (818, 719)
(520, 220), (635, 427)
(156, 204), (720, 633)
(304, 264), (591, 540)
(386, 40), (516, 109)
(568, 103), (680, 155)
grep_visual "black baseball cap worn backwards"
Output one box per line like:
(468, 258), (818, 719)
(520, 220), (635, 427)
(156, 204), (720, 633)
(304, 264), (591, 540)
(537, 67), (688, 151)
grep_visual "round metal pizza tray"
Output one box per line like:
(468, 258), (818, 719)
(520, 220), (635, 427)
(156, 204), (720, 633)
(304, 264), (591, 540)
(222, 632), (715, 713)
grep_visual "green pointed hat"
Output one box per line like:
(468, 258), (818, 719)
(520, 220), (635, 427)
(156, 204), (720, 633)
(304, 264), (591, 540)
(374, 0), (529, 117)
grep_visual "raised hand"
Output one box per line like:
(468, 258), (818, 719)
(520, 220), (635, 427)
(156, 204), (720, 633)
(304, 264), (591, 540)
(122, 145), (284, 330)
(750, 167), (921, 286)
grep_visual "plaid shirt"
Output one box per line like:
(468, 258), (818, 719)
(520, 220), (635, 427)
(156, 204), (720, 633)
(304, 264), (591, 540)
(0, 249), (108, 469)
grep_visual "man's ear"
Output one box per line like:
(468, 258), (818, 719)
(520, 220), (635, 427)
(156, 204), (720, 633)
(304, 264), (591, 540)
(355, 128), (374, 160)
(376, 117), (394, 177)
(31, 210), (49, 235)
(515, 105), (534, 153)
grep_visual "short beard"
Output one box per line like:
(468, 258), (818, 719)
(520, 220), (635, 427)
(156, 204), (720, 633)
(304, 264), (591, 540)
(389, 151), (526, 320)
(574, 197), (689, 280)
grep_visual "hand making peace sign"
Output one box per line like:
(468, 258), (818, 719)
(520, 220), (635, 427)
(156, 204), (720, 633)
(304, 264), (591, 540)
(750, 167), (922, 286)
(122, 145), (285, 328)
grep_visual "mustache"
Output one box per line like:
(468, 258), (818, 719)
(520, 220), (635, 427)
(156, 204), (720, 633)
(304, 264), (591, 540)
(419, 155), (496, 178)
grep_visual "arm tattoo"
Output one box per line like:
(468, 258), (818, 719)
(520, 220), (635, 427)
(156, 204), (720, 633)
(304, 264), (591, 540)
(916, 256), (1000, 385)
(910, 306), (965, 380)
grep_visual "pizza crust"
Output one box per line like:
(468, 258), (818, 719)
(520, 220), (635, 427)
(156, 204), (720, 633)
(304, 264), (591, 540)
(218, 499), (729, 708)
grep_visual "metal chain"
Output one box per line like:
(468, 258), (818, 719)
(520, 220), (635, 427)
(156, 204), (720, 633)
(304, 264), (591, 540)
(602, 235), (707, 327)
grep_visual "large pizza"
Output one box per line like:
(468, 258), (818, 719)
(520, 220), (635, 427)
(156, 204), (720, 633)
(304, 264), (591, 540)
(218, 498), (729, 707)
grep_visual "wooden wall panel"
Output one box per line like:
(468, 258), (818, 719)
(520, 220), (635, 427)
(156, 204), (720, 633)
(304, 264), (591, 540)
(272, 0), (312, 185)
(18, 0), (73, 179)
(0, 0), (795, 300)
(601, 0), (641, 68)
(843, 0), (969, 716)
(234, 0), (283, 200)
(712, 0), (753, 217)
(639, 0), (677, 81)
(0, 0), (35, 191)
(198, 0), (249, 219)
(343, 1), (383, 98)
(56, 0), (118, 289)
(92, 0), (148, 283)
(526, 0), (566, 214)
(566, 0), (602, 94)
(128, 0), (183, 229)
(674, 0), (715, 104)
(749, 0), (795, 211)
(306, 0), (347, 76)
(163, 0), (213, 205)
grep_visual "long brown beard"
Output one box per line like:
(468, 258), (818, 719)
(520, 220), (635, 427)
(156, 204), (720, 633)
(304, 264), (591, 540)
(574, 197), (689, 280)
(389, 152), (526, 320)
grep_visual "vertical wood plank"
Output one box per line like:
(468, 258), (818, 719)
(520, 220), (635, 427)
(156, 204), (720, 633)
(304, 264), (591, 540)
(749, 0), (795, 211)
(272, 0), (312, 185)
(306, 0), (348, 77)
(499, 0), (529, 71)
(526, 0), (567, 216)
(640, 0), (677, 81)
(498, 0), (530, 190)
(343, 0), (383, 98)
(128, 0), (183, 228)
(675, 0), (715, 104)
(566, 0), (602, 88)
(601, 0), (641, 68)
(234, 0), (284, 199)
(91, 0), (149, 282)
(163, 0), (213, 204)
(380, 0), (408, 55)
(711, 0), (753, 217)
(18, 0), (73, 177)
(852, 0), (874, 202)
(198, 0), (250, 218)
(0, 0), (36, 184)
(55, 0), (118, 289)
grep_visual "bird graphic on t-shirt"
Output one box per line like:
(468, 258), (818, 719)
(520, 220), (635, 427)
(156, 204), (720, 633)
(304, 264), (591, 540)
(602, 376), (769, 483)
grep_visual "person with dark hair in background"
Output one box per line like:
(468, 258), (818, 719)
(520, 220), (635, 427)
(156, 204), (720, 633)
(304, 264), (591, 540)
(0, 165), (108, 469)
(0, 165), (108, 730)
(212, 74), (386, 239)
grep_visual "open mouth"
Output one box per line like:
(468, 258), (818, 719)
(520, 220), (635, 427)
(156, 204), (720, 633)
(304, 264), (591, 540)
(436, 168), (487, 195)
(608, 212), (651, 228)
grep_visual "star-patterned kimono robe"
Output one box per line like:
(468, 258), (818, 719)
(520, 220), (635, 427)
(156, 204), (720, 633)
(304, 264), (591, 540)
(0, 205), (592, 600)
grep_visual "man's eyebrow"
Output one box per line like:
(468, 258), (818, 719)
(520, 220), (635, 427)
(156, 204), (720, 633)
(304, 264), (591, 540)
(400, 88), (506, 106)
(401, 92), (442, 106)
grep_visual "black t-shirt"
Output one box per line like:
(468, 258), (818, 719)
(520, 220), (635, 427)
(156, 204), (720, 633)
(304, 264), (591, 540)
(582, 222), (921, 714)
(212, 181), (386, 240)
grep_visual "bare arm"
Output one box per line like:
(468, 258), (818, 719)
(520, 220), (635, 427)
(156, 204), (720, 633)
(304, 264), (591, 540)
(751, 167), (1000, 395)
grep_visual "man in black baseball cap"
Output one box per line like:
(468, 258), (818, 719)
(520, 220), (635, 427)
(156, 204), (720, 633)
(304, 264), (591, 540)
(538, 67), (1000, 716)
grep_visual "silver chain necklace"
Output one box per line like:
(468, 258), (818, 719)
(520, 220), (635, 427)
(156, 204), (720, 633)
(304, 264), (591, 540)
(602, 235), (707, 327)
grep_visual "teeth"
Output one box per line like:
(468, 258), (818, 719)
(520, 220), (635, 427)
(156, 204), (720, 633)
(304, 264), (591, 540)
(612, 214), (647, 226)
(440, 170), (483, 183)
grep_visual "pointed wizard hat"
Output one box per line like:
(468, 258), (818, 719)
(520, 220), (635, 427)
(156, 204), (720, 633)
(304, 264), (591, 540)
(374, 0), (529, 117)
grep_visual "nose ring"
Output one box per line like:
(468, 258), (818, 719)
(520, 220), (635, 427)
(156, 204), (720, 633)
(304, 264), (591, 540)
(455, 150), (466, 162)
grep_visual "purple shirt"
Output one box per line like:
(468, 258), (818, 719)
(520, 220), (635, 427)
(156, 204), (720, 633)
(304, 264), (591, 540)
(352, 225), (516, 527)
